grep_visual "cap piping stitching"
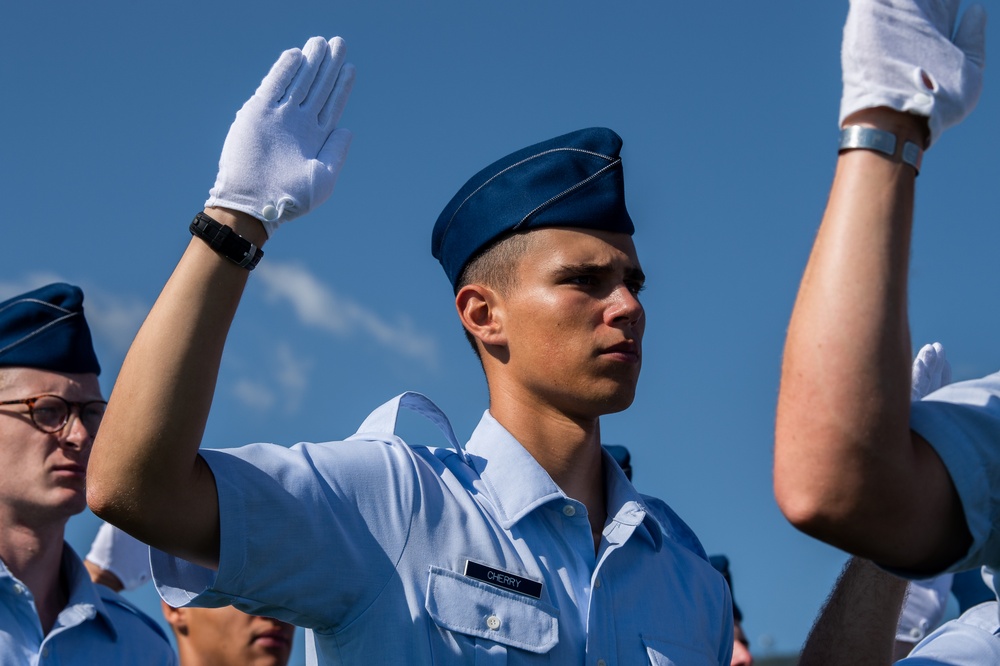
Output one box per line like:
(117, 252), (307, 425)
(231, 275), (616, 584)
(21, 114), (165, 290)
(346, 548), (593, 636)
(441, 147), (615, 244)
(0, 310), (80, 358)
(513, 158), (622, 230)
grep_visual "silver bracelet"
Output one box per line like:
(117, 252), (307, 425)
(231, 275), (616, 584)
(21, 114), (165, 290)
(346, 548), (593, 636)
(838, 126), (922, 175)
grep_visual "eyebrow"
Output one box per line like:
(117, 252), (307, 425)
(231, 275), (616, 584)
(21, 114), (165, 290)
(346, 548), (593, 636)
(556, 262), (646, 284)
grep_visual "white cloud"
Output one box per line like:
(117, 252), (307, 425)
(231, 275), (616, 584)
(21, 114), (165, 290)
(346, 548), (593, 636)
(232, 379), (277, 411)
(273, 342), (311, 413)
(256, 261), (438, 365)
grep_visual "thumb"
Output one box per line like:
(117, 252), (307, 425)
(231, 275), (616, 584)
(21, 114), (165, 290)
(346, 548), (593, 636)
(954, 4), (987, 69)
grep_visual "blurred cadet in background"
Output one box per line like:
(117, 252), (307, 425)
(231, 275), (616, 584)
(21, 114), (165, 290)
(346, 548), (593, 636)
(0, 283), (175, 663)
(85, 522), (295, 666)
(710, 555), (754, 666)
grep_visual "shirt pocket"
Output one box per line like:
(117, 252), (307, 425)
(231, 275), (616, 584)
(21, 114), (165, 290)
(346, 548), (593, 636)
(425, 566), (559, 664)
(642, 635), (721, 666)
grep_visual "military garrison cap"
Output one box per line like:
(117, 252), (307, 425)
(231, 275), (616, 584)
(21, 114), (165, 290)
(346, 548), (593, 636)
(432, 127), (634, 288)
(0, 283), (101, 375)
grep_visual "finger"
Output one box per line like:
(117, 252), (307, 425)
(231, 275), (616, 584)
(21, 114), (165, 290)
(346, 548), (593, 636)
(318, 62), (356, 130)
(284, 36), (329, 105)
(930, 342), (952, 387)
(303, 37), (349, 116)
(254, 48), (304, 103)
(954, 3), (987, 68)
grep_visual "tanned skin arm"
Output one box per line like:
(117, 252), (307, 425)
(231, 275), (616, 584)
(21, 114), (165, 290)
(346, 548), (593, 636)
(87, 208), (264, 570)
(774, 107), (969, 573)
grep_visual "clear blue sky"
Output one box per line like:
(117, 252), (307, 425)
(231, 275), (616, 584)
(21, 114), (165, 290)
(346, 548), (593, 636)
(4, 1), (1000, 661)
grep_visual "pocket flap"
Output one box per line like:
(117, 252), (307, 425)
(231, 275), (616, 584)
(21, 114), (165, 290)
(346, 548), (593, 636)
(425, 566), (559, 654)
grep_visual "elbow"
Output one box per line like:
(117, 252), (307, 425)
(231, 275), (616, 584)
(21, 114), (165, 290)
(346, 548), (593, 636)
(85, 452), (129, 526)
(774, 477), (833, 536)
(86, 477), (121, 524)
(774, 467), (862, 546)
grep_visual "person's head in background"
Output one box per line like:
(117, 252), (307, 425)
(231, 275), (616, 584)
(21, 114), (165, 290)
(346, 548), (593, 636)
(161, 602), (294, 666)
(710, 554), (753, 666)
(84, 521), (294, 666)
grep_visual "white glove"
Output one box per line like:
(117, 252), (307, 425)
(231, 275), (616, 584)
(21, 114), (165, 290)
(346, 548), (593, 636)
(841, 0), (986, 146)
(205, 36), (356, 237)
(85, 522), (152, 591)
(911, 342), (952, 400)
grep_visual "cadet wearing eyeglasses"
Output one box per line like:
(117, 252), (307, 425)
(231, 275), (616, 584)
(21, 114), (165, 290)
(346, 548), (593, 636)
(0, 283), (176, 664)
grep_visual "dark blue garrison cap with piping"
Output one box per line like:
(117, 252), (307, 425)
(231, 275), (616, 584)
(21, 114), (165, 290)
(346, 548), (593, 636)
(432, 127), (634, 289)
(0, 283), (101, 375)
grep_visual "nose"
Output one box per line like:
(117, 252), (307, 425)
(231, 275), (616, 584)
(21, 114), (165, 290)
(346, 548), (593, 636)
(606, 284), (644, 328)
(59, 410), (94, 452)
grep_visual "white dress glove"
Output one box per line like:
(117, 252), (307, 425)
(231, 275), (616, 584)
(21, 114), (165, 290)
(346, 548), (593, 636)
(205, 36), (356, 237)
(841, 0), (986, 146)
(85, 522), (152, 591)
(911, 342), (952, 401)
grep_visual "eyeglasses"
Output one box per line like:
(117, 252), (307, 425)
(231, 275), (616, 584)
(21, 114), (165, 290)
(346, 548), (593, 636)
(0, 394), (107, 435)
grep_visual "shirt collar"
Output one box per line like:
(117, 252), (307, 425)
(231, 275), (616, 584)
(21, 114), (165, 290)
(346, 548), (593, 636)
(463, 411), (664, 551)
(464, 411), (570, 530)
(60, 545), (118, 640)
(601, 447), (664, 552)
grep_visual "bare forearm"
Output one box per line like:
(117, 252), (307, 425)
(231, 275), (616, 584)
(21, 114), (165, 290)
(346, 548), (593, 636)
(88, 208), (266, 568)
(775, 109), (966, 570)
(800, 558), (907, 666)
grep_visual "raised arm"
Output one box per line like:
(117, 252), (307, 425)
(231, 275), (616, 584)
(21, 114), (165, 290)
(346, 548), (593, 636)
(774, 0), (985, 573)
(87, 37), (355, 569)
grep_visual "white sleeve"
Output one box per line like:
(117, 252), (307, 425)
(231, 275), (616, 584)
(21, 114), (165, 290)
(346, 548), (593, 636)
(85, 522), (152, 591)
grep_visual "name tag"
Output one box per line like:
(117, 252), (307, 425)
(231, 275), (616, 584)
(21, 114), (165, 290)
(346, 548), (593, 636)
(463, 560), (543, 599)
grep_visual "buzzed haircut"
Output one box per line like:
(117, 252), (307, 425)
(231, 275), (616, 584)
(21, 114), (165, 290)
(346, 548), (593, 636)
(455, 230), (535, 357)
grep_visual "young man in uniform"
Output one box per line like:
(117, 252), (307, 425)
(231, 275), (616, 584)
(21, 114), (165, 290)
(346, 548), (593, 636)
(86, 37), (733, 663)
(0, 283), (175, 664)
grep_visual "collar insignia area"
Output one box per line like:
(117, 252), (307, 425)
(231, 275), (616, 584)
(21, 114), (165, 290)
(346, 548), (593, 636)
(463, 560), (543, 599)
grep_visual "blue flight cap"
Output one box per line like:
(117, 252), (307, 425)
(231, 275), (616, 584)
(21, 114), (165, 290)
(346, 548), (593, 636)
(0, 283), (101, 375)
(432, 127), (635, 288)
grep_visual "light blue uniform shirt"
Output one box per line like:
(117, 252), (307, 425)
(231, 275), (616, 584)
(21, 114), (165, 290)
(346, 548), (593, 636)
(0, 545), (176, 665)
(899, 600), (1000, 665)
(910, 372), (1000, 572)
(153, 393), (733, 665)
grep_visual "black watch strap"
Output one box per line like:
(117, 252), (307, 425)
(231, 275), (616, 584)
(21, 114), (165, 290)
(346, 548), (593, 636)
(189, 212), (264, 270)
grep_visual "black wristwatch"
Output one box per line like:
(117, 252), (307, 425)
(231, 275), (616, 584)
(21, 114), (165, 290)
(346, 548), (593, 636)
(189, 212), (264, 270)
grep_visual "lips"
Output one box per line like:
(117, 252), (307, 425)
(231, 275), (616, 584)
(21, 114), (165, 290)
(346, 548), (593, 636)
(51, 464), (86, 479)
(601, 340), (640, 361)
(252, 627), (293, 650)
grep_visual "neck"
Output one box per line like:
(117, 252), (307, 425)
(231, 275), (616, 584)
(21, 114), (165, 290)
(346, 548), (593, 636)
(488, 386), (608, 540)
(0, 513), (69, 635)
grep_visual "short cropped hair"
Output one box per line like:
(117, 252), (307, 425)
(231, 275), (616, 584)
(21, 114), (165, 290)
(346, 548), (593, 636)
(455, 231), (535, 358)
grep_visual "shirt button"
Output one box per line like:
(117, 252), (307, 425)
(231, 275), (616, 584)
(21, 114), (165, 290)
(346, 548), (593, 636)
(562, 504), (576, 517)
(13, 584), (24, 595)
(594, 578), (602, 588)
(41, 646), (49, 657)
(486, 615), (501, 630)
(597, 659), (607, 666)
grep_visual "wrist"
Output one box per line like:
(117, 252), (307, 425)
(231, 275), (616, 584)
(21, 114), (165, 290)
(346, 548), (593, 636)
(203, 207), (269, 247)
(841, 107), (929, 150)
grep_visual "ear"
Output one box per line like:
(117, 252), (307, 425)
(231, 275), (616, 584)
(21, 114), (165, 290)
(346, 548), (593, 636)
(456, 283), (507, 349)
(161, 601), (188, 634)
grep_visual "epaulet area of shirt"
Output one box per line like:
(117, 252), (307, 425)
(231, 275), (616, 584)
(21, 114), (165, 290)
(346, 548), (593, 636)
(640, 493), (709, 561)
(96, 586), (173, 644)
